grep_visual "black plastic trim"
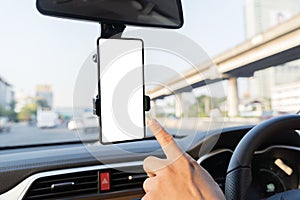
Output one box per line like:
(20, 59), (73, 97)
(36, 0), (184, 29)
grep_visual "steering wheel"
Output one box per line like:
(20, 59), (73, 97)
(225, 114), (300, 200)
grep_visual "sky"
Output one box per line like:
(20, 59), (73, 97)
(0, 0), (252, 108)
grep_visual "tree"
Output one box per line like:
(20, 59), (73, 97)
(0, 105), (5, 116)
(17, 103), (38, 121)
(9, 100), (16, 111)
(196, 95), (211, 116)
(0, 103), (17, 121)
(7, 100), (17, 121)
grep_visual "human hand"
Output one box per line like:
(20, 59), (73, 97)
(142, 119), (225, 200)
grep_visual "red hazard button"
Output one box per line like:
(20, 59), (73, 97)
(100, 172), (110, 191)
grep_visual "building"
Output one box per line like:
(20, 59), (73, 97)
(245, 0), (300, 111)
(36, 85), (53, 109)
(245, 0), (300, 38)
(0, 75), (14, 110)
(270, 60), (300, 112)
(271, 81), (300, 113)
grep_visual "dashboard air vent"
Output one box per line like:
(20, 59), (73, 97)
(23, 170), (98, 200)
(109, 168), (148, 192)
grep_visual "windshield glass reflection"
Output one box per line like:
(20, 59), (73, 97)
(0, 0), (300, 147)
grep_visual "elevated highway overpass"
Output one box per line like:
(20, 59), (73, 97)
(147, 14), (300, 116)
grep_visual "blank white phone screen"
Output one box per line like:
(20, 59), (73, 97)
(99, 39), (145, 144)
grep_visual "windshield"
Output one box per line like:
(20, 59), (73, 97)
(1, 0), (300, 147)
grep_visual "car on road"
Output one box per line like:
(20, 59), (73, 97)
(36, 110), (59, 128)
(68, 113), (99, 132)
(67, 118), (83, 131)
(260, 110), (289, 120)
(0, 117), (10, 133)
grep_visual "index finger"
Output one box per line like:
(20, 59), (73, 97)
(147, 118), (184, 160)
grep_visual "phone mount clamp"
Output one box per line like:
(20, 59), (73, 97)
(100, 23), (126, 39)
(93, 23), (150, 117)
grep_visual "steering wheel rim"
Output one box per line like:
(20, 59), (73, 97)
(225, 114), (300, 200)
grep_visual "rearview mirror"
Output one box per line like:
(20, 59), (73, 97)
(36, 0), (184, 29)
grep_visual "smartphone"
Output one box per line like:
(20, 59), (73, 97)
(97, 38), (145, 144)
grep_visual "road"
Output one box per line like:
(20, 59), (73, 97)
(0, 118), (258, 147)
(0, 123), (99, 147)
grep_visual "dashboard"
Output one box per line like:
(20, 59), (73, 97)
(199, 146), (300, 199)
(0, 125), (299, 200)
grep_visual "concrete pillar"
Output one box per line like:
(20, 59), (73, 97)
(204, 97), (211, 115)
(228, 77), (239, 117)
(175, 93), (183, 118)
